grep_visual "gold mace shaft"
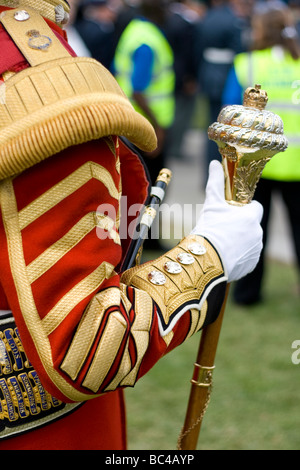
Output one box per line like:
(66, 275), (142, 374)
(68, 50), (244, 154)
(178, 84), (288, 450)
(177, 285), (229, 450)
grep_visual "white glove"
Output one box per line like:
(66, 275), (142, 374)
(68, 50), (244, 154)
(191, 160), (264, 282)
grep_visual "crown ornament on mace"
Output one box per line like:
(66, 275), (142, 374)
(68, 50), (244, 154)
(208, 84), (288, 205)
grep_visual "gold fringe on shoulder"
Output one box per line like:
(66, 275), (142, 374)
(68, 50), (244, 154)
(0, 57), (157, 179)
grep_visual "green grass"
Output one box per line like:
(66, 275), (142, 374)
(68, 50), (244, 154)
(125, 259), (300, 450)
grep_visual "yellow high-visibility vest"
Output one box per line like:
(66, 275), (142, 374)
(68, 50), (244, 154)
(234, 48), (300, 181)
(114, 19), (175, 129)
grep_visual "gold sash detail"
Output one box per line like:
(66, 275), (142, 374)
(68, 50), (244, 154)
(0, 313), (80, 440)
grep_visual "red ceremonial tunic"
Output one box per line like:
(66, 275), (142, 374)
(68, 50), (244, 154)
(0, 6), (227, 449)
(0, 138), (147, 450)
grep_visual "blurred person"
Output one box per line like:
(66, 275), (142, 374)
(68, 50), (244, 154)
(165, 0), (203, 159)
(113, 0), (176, 186)
(112, 0), (140, 51)
(66, 0), (92, 56)
(185, 0), (207, 16)
(73, 0), (119, 68)
(222, 0), (300, 304)
(195, 0), (250, 178)
(0, 0), (264, 451)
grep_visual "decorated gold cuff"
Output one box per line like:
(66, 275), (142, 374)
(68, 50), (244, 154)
(121, 235), (227, 337)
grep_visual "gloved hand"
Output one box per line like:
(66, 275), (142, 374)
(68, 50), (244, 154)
(191, 160), (264, 282)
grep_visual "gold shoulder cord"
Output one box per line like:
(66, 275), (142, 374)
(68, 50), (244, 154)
(0, 6), (70, 66)
(0, 0), (70, 26)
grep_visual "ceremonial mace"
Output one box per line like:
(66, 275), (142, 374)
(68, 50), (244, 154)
(178, 84), (288, 450)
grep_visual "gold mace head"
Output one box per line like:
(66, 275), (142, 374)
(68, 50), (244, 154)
(207, 84), (288, 204)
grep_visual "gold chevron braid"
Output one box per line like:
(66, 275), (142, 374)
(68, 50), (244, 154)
(0, 157), (121, 400)
(61, 287), (123, 381)
(61, 286), (153, 393)
(26, 212), (120, 284)
(18, 161), (120, 230)
(82, 310), (127, 393)
(0, 178), (107, 402)
(41, 262), (116, 336)
(106, 288), (153, 390)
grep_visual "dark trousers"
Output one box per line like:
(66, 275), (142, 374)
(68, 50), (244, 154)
(233, 178), (300, 304)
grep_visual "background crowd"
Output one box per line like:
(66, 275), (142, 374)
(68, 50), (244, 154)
(66, 0), (300, 305)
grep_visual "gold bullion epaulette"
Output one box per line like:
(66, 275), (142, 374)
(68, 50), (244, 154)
(121, 235), (227, 337)
(0, 5), (157, 180)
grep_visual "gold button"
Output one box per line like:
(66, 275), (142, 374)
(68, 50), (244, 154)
(164, 261), (182, 274)
(148, 271), (167, 286)
(14, 10), (30, 21)
(177, 253), (195, 265)
(188, 243), (207, 256)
